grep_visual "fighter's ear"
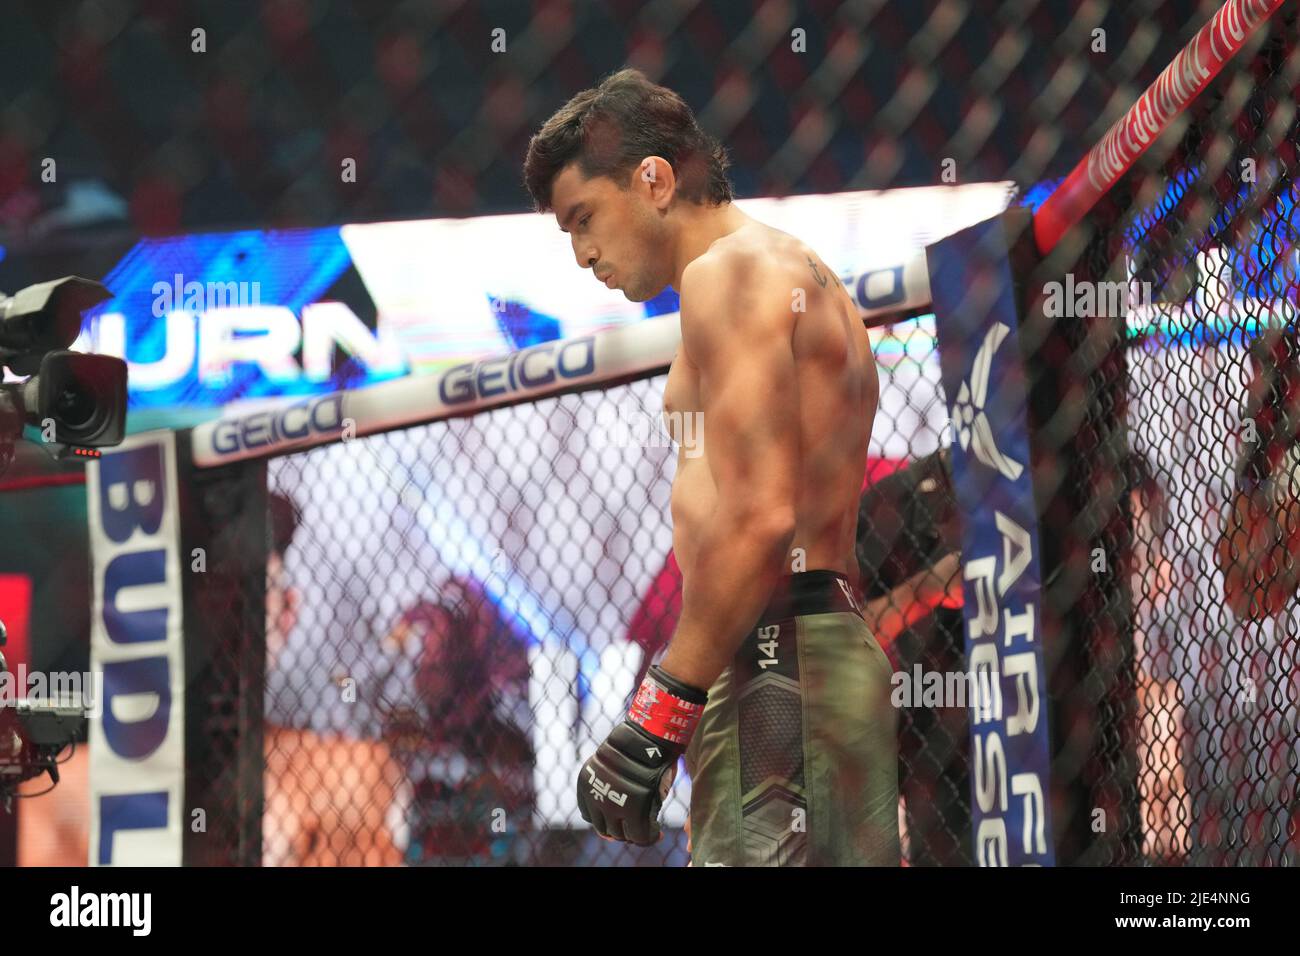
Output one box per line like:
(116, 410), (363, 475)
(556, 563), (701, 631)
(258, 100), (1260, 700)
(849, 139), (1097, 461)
(635, 156), (675, 207)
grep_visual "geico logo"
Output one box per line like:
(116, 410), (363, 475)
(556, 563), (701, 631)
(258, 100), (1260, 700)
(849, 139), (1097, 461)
(439, 337), (596, 406)
(211, 393), (345, 454)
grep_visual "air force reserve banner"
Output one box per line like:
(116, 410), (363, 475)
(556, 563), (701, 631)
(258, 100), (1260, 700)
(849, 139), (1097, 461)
(927, 209), (1055, 867)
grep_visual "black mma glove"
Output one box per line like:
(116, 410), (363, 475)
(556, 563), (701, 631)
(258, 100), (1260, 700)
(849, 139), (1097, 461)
(576, 664), (708, 845)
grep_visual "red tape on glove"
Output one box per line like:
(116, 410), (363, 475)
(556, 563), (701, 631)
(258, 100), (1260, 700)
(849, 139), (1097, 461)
(627, 671), (705, 746)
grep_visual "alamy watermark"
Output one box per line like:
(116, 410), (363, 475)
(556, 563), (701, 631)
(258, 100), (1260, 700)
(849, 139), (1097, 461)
(0, 666), (103, 718)
(890, 664), (999, 710)
(1042, 275), (1152, 318)
(151, 273), (262, 317)
(589, 400), (704, 457)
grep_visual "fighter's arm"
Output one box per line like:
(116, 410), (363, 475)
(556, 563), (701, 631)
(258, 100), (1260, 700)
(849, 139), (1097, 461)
(659, 250), (801, 690)
(862, 551), (964, 652)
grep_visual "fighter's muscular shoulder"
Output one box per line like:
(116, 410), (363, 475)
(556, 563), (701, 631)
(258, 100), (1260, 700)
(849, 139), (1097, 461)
(678, 227), (808, 361)
(679, 226), (856, 391)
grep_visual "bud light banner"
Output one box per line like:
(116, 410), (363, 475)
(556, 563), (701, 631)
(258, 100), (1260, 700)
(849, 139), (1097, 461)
(927, 211), (1054, 866)
(86, 430), (186, 865)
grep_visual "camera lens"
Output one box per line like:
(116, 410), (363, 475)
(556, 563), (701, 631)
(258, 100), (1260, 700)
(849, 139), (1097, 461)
(55, 381), (97, 428)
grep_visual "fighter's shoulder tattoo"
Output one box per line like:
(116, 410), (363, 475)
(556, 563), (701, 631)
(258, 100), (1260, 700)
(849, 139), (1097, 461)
(807, 254), (828, 289)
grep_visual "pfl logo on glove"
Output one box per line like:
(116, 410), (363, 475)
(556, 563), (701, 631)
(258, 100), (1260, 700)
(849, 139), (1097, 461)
(584, 765), (629, 806)
(574, 666), (709, 845)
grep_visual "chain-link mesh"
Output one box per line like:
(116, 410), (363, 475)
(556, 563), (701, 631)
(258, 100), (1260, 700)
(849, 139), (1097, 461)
(243, 4), (1300, 868)
(856, 446), (970, 864)
(0, 0), (1255, 242)
(6, 0), (1294, 866)
(258, 322), (970, 865)
(1051, 6), (1300, 865)
(264, 378), (680, 865)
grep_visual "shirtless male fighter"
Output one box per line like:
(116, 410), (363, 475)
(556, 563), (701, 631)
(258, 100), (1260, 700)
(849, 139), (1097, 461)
(524, 68), (899, 866)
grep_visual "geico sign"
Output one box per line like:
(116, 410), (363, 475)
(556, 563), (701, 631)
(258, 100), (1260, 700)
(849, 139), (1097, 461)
(210, 393), (345, 456)
(438, 336), (596, 406)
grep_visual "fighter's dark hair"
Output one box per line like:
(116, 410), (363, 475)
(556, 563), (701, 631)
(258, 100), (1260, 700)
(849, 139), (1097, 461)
(523, 68), (732, 211)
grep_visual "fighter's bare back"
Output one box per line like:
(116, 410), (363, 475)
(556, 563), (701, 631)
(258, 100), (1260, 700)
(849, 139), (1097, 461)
(665, 220), (879, 589)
